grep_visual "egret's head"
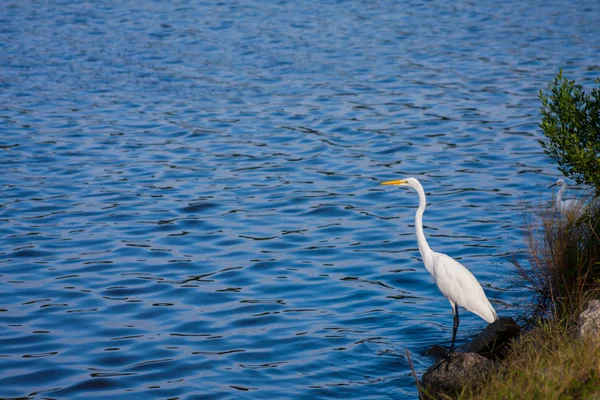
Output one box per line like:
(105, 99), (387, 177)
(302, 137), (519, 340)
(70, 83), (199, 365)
(380, 177), (420, 189)
(549, 178), (565, 189)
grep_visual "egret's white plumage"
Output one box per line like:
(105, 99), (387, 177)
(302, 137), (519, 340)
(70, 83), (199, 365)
(381, 177), (497, 352)
(427, 251), (497, 324)
(549, 178), (581, 216)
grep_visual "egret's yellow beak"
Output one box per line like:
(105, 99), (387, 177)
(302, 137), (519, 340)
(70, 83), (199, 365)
(381, 179), (408, 185)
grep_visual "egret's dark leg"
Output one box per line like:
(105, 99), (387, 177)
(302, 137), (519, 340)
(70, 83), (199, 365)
(443, 305), (460, 371)
(450, 304), (460, 355)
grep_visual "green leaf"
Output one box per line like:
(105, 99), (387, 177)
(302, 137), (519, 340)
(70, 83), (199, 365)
(539, 70), (600, 194)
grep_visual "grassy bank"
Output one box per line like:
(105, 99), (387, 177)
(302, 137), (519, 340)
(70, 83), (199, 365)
(458, 318), (600, 399)
(458, 194), (600, 399)
(455, 72), (600, 399)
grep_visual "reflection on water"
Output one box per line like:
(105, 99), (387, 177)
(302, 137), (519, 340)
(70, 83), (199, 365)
(1, 0), (599, 398)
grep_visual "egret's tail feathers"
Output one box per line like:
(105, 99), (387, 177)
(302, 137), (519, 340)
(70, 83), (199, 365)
(483, 302), (498, 324)
(471, 301), (498, 324)
(490, 307), (498, 323)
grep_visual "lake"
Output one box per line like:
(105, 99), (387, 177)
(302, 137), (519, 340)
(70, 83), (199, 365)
(1, 0), (599, 398)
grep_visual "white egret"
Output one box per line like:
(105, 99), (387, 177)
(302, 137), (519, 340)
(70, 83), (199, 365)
(549, 178), (581, 216)
(381, 177), (497, 354)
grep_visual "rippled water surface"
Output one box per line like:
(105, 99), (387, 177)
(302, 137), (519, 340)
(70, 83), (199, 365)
(1, 0), (599, 398)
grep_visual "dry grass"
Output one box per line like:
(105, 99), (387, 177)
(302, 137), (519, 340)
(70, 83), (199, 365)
(514, 193), (600, 324)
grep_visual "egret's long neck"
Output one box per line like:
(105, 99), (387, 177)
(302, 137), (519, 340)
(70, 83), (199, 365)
(414, 183), (433, 269)
(556, 184), (565, 206)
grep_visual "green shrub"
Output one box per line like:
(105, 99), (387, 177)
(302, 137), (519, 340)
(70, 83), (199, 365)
(539, 70), (600, 194)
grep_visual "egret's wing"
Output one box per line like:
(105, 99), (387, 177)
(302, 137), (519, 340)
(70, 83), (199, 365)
(432, 252), (497, 323)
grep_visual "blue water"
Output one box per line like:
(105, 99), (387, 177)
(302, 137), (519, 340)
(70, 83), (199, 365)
(1, 0), (599, 398)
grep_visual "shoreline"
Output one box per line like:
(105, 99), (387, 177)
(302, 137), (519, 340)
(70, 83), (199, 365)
(419, 195), (600, 399)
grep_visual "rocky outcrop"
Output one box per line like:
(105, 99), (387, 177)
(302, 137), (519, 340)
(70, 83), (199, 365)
(466, 317), (521, 359)
(420, 317), (520, 399)
(418, 305), (600, 399)
(421, 352), (494, 399)
(577, 300), (600, 340)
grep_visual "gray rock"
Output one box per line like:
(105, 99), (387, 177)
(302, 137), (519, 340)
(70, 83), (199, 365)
(421, 352), (494, 399)
(466, 317), (520, 359)
(577, 300), (600, 340)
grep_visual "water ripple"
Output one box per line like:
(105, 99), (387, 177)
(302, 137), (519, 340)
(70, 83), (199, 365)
(1, 0), (599, 398)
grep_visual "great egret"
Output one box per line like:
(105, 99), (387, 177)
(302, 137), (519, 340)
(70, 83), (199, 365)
(381, 177), (498, 354)
(549, 178), (581, 216)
